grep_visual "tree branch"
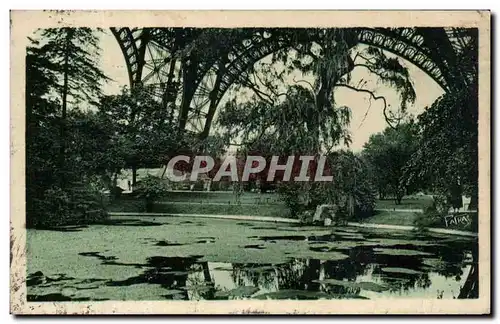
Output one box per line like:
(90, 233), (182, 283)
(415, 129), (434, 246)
(353, 53), (378, 65)
(240, 73), (275, 105)
(253, 70), (277, 97)
(253, 68), (287, 100)
(292, 77), (315, 94)
(230, 123), (275, 148)
(335, 83), (397, 129)
(293, 45), (318, 61)
(352, 63), (380, 76)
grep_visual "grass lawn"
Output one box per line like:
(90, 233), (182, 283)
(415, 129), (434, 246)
(160, 191), (283, 205)
(375, 195), (434, 210)
(361, 210), (420, 226)
(157, 191), (434, 210)
(111, 191), (434, 215)
(362, 209), (478, 232)
(107, 199), (290, 217)
(107, 192), (442, 230)
(154, 202), (290, 217)
(107, 193), (436, 225)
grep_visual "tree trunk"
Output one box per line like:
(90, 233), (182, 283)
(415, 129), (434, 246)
(348, 194), (355, 219)
(112, 171), (118, 188)
(58, 29), (74, 188)
(201, 262), (215, 299)
(458, 242), (478, 299)
(395, 193), (403, 205)
(111, 171), (119, 199)
(132, 165), (137, 186)
(202, 262), (212, 283)
(304, 259), (321, 291)
(468, 194), (478, 211)
(145, 199), (154, 212)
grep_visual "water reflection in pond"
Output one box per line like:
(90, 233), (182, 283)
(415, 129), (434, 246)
(27, 227), (477, 301)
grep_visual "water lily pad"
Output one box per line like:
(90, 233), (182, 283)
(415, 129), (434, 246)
(373, 248), (432, 256)
(313, 279), (388, 292)
(253, 290), (333, 300)
(185, 283), (214, 293)
(365, 238), (435, 247)
(293, 251), (350, 261)
(213, 266), (234, 271)
(162, 289), (186, 296)
(156, 240), (185, 247)
(357, 282), (389, 293)
(333, 294), (370, 300)
(243, 244), (266, 250)
(242, 265), (276, 273)
(422, 258), (446, 268)
(336, 233), (365, 240)
(308, 241), (359, 250)
(335, 228), (360, 233)
(163, 271), (189, 276)
(380, 267), (422, 275)
(215, 286), (259, 298)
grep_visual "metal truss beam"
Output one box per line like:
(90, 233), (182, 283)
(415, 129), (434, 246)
(112, 27), (474, 138)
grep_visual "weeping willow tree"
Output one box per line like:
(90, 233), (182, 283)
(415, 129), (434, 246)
(216, 28), (414, 219)
(222, 28), (416, 149)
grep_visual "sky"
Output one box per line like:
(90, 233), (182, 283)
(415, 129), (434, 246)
(97, 29), (446, 152)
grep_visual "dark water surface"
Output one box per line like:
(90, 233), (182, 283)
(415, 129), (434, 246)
(27, 221), (477, 301)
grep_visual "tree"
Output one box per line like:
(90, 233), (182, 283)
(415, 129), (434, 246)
(65, 109), (124, 183)
(26, 30), (111, 227)
(26, 43), (61, 226)
(134, 176), (169, 212)
(403, 86), (478, 211)
(219, 84), (351, 156)
(276, 151), (376, 220)
(328, 150), (377, 219)
(234, 29), (416, 135)
(98, 85), (181, 186)
(362, 122), (419, 204)
(33, 28), (110, 186)
(216, 29), (416, 217)
(218, 84), (376, 218)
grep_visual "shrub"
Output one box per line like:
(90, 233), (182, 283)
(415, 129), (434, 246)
(27, 186), (72, 228)
(278, 180), (376, 222)
(333, 205), (351, 226)
(69, 181), (109, 223)
(26, 182), (108, 228)
(432, 195), (451, 214)
(110, 186), (124, 199)
(277, 151), (376, 223)
(413, 205), (442, 234)
(278, 183), (310, 218)
(190, 180), (205, 191)
(134, 176), (169, 212)
(298, 210), (314, 225)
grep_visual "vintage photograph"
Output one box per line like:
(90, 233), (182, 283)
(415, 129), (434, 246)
(11, 11), (490, 314)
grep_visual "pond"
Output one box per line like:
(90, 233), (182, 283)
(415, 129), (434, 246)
(26, 216), (478, 301)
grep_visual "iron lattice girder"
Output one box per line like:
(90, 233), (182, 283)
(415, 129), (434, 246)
(110, 28), (142, 87)
(194, 27), (458, 114)
(112, 27), (475, 135)
(357, 28), (450, 91)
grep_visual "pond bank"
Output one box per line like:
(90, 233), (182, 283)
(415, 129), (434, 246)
(108, 212), (477, 237)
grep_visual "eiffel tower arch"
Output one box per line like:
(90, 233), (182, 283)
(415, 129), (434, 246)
(112, 27), (477, 139)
